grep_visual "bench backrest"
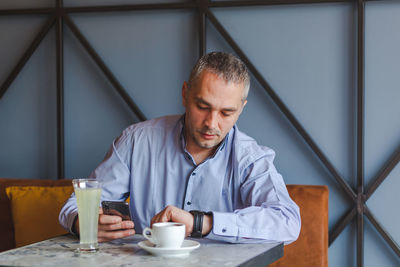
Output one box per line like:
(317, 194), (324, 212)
(270, 185), (329, 267)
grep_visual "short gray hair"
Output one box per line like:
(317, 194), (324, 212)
(187, 52), (250, 101)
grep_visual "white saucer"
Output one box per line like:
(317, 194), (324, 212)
(138, 240), (200, 257)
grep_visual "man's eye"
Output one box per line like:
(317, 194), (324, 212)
(221, 112), (232, 117)
(198, 106), (208, 110)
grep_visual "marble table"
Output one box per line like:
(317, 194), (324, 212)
(0, 234), (283, 267)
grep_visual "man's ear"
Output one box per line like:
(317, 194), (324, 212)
(182, 81), (188, 108)
(240, 100), (248, 114)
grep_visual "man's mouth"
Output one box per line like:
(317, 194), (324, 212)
(201, 133), (216, 140)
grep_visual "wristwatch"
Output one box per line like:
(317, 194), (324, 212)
(189, 210), (212, 238)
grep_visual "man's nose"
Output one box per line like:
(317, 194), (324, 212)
(204, 111), (218, 129)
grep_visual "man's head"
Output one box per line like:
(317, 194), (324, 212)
(187, 52), (250, 101)
(182, 52), (250, 156)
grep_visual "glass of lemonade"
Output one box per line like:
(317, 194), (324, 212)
(72, 179), (102, 252)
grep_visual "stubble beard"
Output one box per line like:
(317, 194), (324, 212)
(193, 127), (222, 149)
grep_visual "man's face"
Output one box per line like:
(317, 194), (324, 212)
(182, 70), (247, 154)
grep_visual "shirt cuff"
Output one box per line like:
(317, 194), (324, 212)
(68, 210), (79, 235)
(212, 211), (238, 237)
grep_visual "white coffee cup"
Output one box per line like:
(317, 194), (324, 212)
(142, 222), (185, 248)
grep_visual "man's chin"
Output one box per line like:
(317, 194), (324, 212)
(193, 139), (216, 149)
(200, 144), (216, 149)
(197, 139), (221, 149)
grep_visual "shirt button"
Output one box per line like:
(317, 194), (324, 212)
(192, 172), (196, 176)
(222, 228), (227, 233)
(187, 201), (192, 205)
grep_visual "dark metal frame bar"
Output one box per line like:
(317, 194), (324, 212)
(0, 8), (53, 15)
(356, 0), (365, 265)
(56, 0), (65, 179)
(0, 0), (399, 265)
(197, 0), (207, 57)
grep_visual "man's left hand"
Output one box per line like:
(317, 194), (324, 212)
(151, 205), (212, 237)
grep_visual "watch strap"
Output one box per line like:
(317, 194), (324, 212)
(190, 210), (204, 238)
(203, 211), (213, 237)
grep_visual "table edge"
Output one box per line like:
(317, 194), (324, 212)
(238, 242), (284, 267)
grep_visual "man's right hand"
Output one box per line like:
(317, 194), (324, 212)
(74, 208), (135, 242)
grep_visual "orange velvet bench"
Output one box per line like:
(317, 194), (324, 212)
(0, 178), (73, 251)
(270, 185), (329, 267)
(0, 179), (328, 267)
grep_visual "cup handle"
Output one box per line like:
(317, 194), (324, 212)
(142, 227), (155, 244)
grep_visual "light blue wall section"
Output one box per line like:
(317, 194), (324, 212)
(0, 16), (57, 178)
(0, 1), (399, 266)
(64, 10), (196, 177)
(207, 4), (360, 265)
(209, 2), (356, 225)
(219, 4), (357, 186)
(364, 2), (400, 265)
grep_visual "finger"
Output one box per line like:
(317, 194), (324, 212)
(99, 228), (135, 239)
(151, 207), (174, 225)
(151, 211), (167, 224)
(98, 229), (135, 242)
(99, 214), (122, 225)
(99, 220), (134, 231)
(151, 214), (159, 226)
(99, 207), (103, 214)
(151, 210), (164, 225)
(185, 227), (192, 237)
(161, 206), (173, 222)
(160, 213), (170, 222)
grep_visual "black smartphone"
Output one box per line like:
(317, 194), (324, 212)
(101, 201), (132, 221)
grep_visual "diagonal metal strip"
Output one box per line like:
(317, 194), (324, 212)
(0, 15), (56, 99)
(365, 143), (400, 200)
(204, 6), (356, 200)
(63, 15), (146, 122)
(364, 206), (400, 257)
(329, 206), (357, 246)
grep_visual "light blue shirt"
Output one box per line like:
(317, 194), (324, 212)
(59, 115), (301, 244)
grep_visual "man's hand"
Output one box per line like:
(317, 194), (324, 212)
(151, 205), (213, 237)
(74, 208), (135, 242)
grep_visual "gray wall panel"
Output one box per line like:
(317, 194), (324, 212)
(0, 28), (57, 178)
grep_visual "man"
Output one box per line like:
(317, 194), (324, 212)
(60, 52), (301, 243)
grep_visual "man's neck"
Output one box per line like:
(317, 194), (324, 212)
(183, 129), (219, 165)
(186, 145), (216, 165)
